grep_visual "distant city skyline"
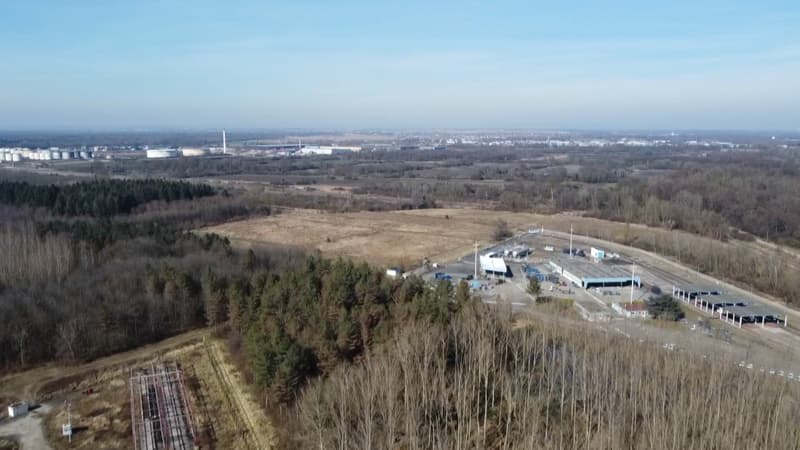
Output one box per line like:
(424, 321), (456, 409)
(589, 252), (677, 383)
(1, 1), (798, 130)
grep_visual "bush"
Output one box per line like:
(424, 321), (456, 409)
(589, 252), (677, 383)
(491, 219), (513, 241)
(647, 294), (685, 321)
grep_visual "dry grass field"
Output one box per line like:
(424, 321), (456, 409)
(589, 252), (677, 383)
(204, 208), (545, 267)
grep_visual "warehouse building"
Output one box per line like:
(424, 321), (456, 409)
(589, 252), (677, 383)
(548, 259), (640, 289)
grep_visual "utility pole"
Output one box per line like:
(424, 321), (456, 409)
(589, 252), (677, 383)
(630, 262), (636, 304)
(569, 224), (573, 258)
(474, 241), (478, 280)
(62, 400), (72, 444)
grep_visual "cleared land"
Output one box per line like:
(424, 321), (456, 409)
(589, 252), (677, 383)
(204, 207), (543, 267)
(0, 331), (275, 450)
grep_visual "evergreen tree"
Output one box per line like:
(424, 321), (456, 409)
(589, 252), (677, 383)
(527, 277), (541, 297)
(455, 280), (472, 305)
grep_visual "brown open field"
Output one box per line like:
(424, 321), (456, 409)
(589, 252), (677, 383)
(203, 208), (546, 267)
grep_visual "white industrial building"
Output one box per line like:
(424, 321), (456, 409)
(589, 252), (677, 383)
(0, 147), (92, 163)
(298, 145), (362, 156)
(180, 147), (210, 157)
(146, 148), (181, 159)
(480, 252), (508, 276)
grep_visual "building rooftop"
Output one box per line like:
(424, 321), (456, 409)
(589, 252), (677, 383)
(552, 258), (633, 280)
(673, 284), (722, 294)
(625, 302), (648, 312)
(722, 304), (780, 317)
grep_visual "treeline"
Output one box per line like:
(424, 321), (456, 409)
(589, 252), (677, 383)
(294, 311), (800, 449)
(0, 227), (237, 368)
(352, 156), (800, 246)
(263, 190), (437, 213)
(207, 256), (472, 403)
(0, 179), (215, 216)
(635, 166), (800, 245)
(0, 183), (270, 372)
(38, 196), (270, 252)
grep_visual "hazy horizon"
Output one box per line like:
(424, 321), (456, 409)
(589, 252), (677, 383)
(2, 1), (798, 130)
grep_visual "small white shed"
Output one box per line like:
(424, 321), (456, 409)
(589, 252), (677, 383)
(8, 402), (28, 418)
(386, 268), (402, 279)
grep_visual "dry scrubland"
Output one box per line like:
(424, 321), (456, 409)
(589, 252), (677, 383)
(204, 208), (544, 266)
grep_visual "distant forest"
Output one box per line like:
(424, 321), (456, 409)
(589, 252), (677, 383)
(0, 179), (214, 216)
(86, 147), (800, 245)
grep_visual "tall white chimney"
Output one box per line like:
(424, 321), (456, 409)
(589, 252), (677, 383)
(222, 129), (227, 154)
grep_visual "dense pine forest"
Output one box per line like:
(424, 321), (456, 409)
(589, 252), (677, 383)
(0, 178), (214, 216)
(205, 255), (469, 404)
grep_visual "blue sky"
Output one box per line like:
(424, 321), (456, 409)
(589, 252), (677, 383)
(1, 1), (798, 130)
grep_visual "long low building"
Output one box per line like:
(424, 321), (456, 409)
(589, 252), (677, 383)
(671, 285), (787, 328)
(672, 284), (722, 300)
(548, 258), (640, 289)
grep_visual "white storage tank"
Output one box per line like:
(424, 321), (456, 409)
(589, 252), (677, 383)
(61, 151), (73, 160)
(51, 151), (61, 160)
(11, 154), (21, 162)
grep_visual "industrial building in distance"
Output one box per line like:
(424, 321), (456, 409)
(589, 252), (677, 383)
(0, 147), (95, 163)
